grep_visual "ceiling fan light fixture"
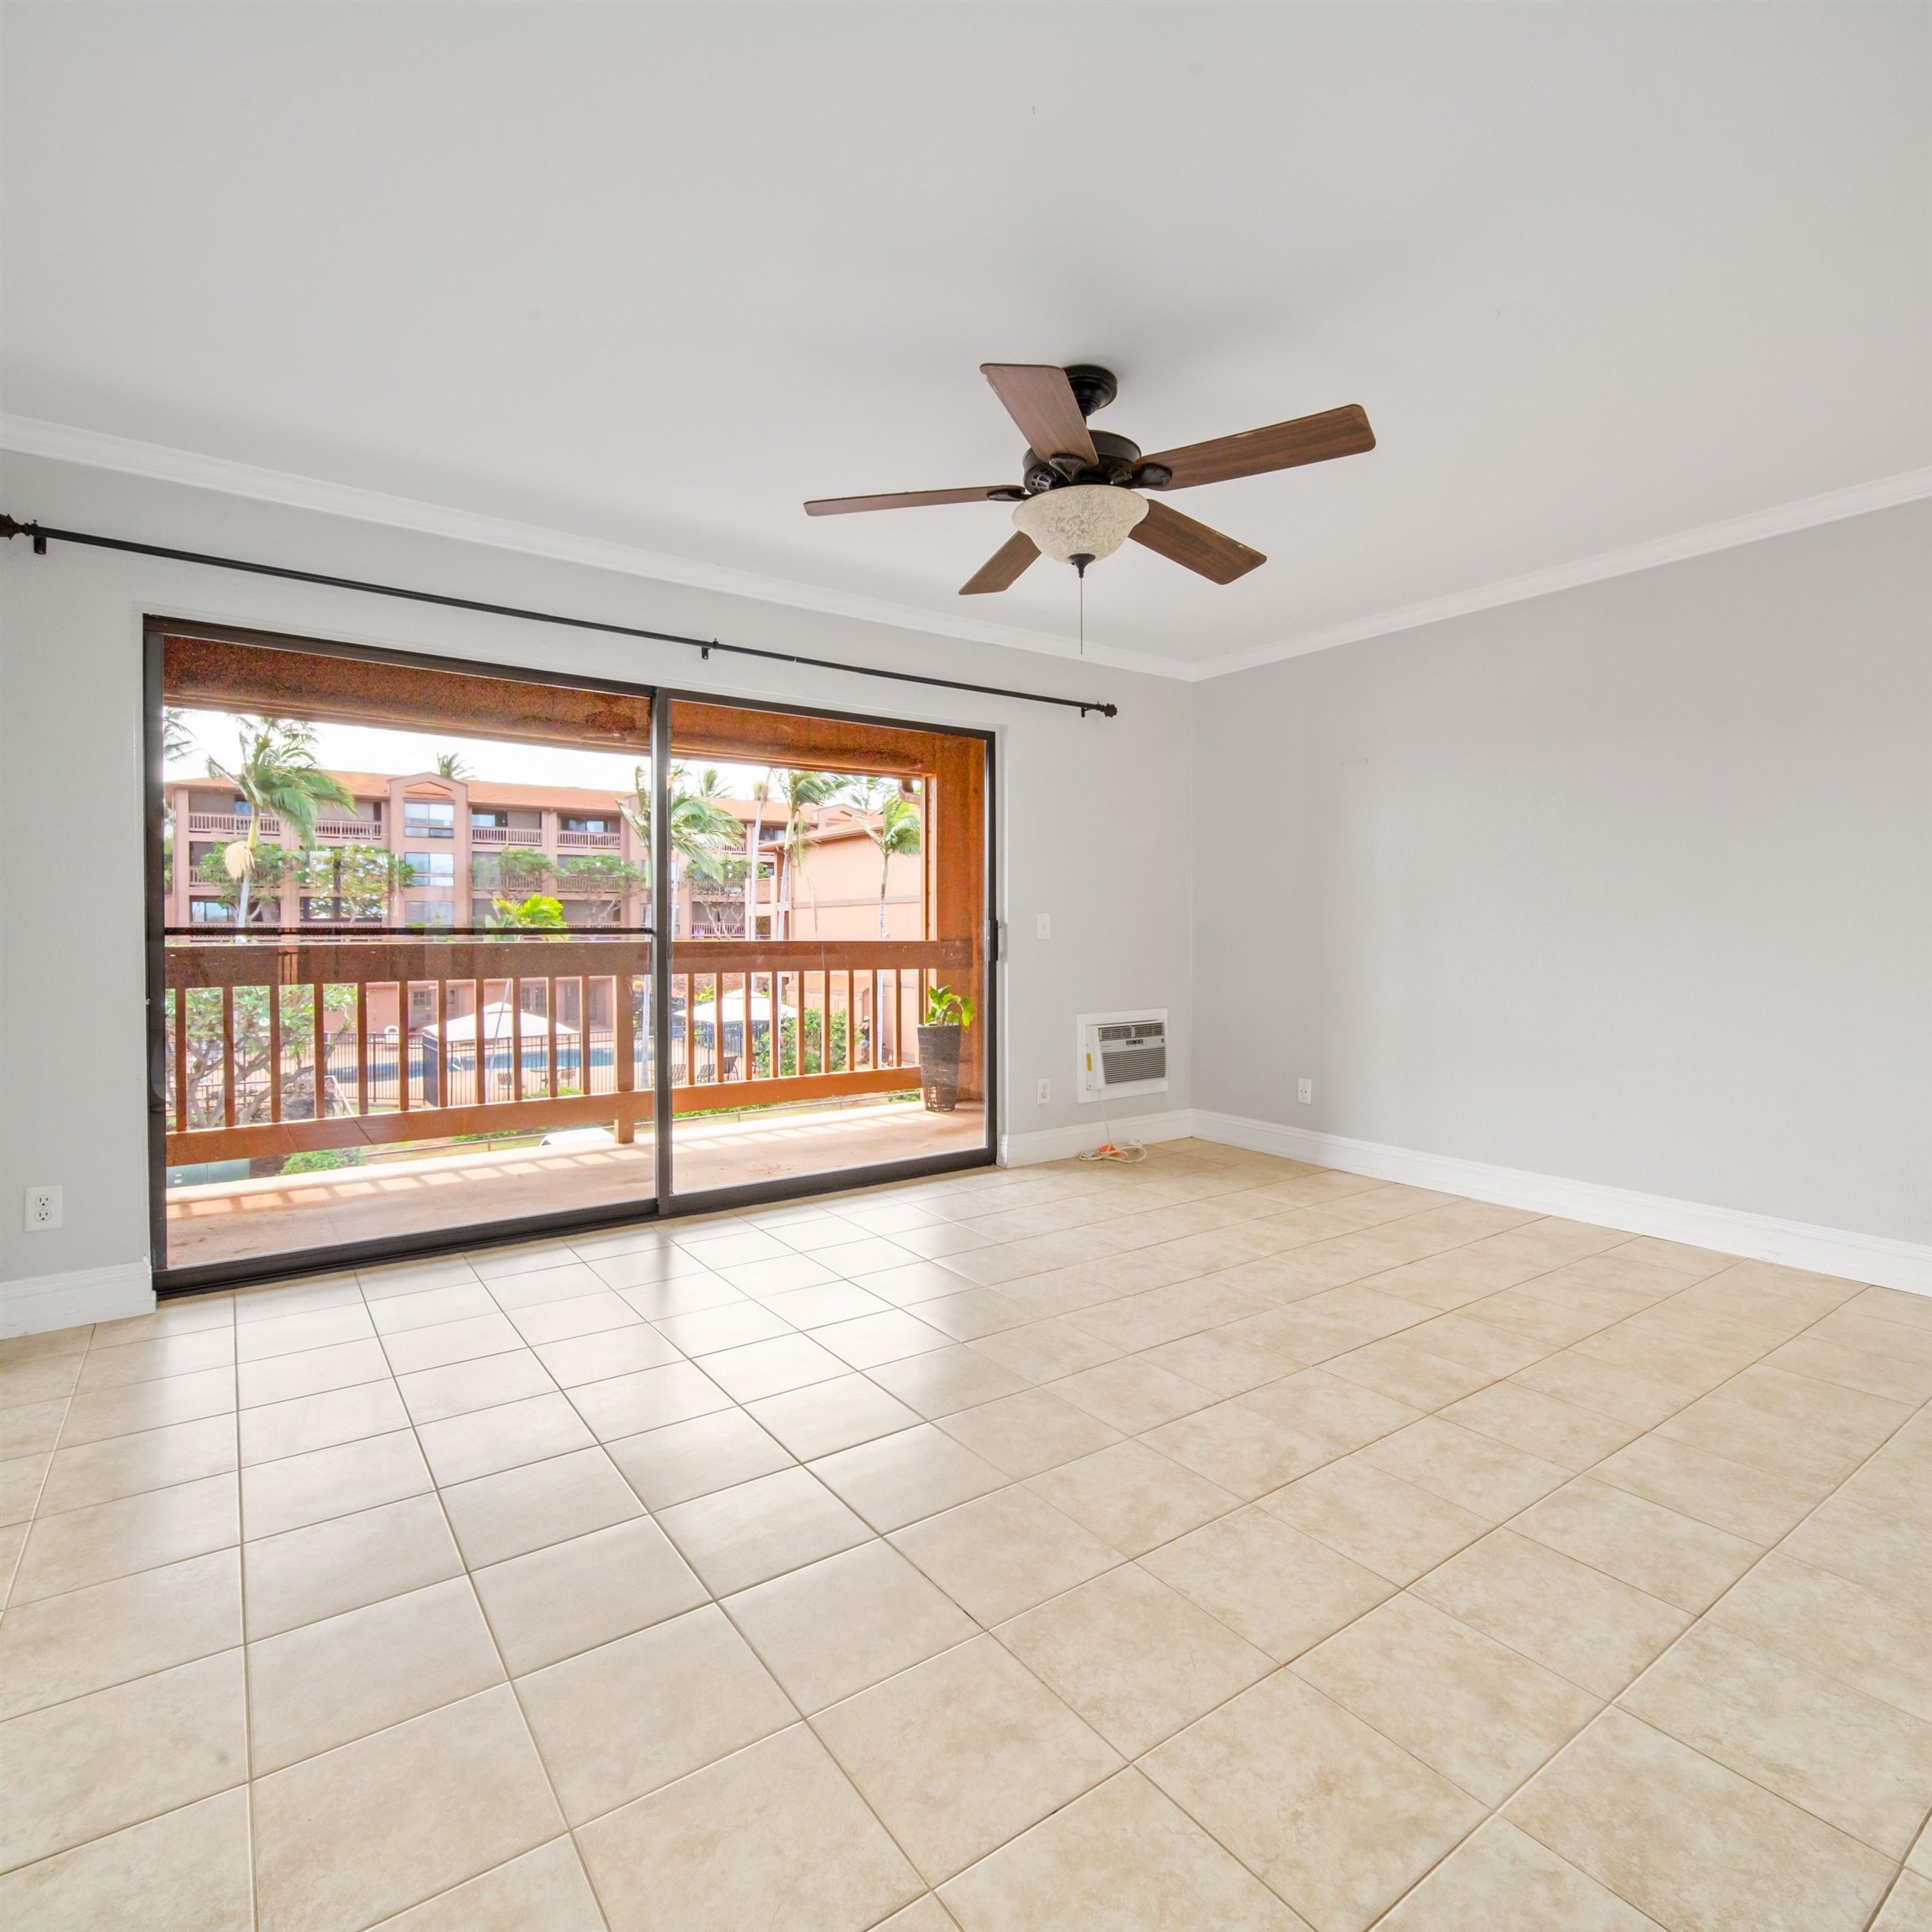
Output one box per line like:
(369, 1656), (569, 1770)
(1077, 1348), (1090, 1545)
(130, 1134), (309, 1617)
(1011, 484), (1148, 567)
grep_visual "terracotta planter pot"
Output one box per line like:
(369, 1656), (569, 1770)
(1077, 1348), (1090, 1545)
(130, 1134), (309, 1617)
(917, 1023), (963, 1113)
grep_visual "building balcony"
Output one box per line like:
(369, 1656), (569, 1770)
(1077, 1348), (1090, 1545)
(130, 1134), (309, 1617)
(470, 825), (544, 846)
(182, 812), (384, 842)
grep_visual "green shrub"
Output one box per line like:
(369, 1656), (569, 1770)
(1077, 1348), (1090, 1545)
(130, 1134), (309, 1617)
(279, 1146), (364, 1175)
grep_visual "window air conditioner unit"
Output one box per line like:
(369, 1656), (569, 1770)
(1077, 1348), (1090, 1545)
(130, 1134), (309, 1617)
(1076, 1009), (1168, 1103)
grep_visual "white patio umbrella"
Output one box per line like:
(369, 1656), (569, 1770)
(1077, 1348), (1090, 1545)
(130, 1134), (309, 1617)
(688, 987), (797, 1026)
(421, 1001), (579, 1043)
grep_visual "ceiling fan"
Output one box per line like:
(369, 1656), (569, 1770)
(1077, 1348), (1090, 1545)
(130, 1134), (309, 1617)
(805, 363), (1374, 595)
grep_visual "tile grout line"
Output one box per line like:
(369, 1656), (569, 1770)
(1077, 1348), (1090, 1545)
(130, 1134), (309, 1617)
(1861, 1815), (1931, 1932)
(899, 1207), (1917, 1924)
(732, 1206), (1645, 1914)
(4, 1152), (1920, 1926)
(1186, 1250), (1885, 1919)
(351, 1257), (624, 1932)
(221, 1296), (260, 1932)
(470, 1222), (991, 1927)
(1348, 1287), (1928, 1929)
(370, 1217), (973, 1924)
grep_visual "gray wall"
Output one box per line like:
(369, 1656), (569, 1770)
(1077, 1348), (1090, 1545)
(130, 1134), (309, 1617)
(1192, 501), (1931, 1245)
(6, 448), (1922, 1287)
(0, 453), (1192, 1284)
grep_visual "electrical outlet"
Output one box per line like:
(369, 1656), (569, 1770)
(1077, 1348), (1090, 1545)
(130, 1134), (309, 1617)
(1296, 1078), (1314, 1105)
(24, 1185), (62, 1231)
(1035, 912), (1051, 940)
(1036, 1078), (1051, 1105)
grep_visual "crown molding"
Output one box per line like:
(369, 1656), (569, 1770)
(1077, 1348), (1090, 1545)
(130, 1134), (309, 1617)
(1192, 465), (1932, 682)
(7, 413), (1924, 689)
(0, 413), (1184, 682)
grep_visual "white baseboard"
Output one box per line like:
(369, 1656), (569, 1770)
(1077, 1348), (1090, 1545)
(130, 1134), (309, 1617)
(2, 1261), (156, 1337)
(1190, 1111), (1930, 1296)
(1000, 1109), (1200, 1168)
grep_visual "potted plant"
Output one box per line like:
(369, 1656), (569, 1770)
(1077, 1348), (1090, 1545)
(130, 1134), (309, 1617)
(917, 984), (975, 1113)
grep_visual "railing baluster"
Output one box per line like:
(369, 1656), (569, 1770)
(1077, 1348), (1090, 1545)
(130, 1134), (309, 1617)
(434, 979), (448, 1109)
(545, 976), (559, 1100)
(173, 988), (189, 1133)
(568, 976), (582, 1097)
(688, 974), (703, 1097)
(268, 979), (283, 1124)
(221, 984), (236, 1127)
(613, 971), (634, 1141)
(313, 979), (326, 1119)
(512, 977), (524, 1104)
(397, 983), (412, 1114)
(470, 977), (484, 1107)
(356, 983), (368, 1119)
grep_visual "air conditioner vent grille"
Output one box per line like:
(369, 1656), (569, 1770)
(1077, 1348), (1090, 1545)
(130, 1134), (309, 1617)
(1077, 1009), (1169, 1104)
(1100, 1043), (1166, 1083)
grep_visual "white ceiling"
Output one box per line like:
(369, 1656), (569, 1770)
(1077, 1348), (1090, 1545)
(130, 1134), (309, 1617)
(3, 4), (1926, 676)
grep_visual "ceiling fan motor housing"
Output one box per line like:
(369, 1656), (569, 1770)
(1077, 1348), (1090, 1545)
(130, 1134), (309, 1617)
(1024, 429), (1143, 494)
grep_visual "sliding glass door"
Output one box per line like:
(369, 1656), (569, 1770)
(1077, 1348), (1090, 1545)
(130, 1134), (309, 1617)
(148, 623), (993, 1290)
(662, 695), (991, 1203)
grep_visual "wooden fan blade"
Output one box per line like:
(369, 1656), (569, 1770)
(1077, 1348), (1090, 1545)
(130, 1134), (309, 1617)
(980, 365), (1097, 465)
(805, 486), (1014, 517)
(1130, 498), (1266, 584)
(959, 532), (1039, 595)
(1140, 404), (1375, 490)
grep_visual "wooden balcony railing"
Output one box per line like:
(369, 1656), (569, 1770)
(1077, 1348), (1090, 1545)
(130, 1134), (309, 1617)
(470, 826), (544, 847)
(182, 813), (382, 842)
(161, 934), (972, 1166)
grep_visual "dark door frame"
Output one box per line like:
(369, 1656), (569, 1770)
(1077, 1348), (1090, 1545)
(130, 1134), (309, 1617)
(144, 618), (998, 1296)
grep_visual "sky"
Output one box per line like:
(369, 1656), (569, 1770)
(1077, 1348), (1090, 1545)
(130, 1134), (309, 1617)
(168, 709), (803, 801)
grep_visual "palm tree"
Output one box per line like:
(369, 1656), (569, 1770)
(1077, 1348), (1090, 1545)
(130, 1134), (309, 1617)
(625, 763), (741, 933)
(743, 774), (771, 936)
(434, 750), (473, 780)
(769, 768), (839, 937)
(841, 774), (892, 816)
(485, 894), (566, 930)
(206, 718), (355, 926)
(866, 796), (922, 939)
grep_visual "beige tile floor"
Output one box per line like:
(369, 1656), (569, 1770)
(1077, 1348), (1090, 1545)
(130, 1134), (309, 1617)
(3, 1139), (1929, 1931)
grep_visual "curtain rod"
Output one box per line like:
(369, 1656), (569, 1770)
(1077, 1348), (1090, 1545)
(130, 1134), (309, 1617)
(0, 514), (1119, 718)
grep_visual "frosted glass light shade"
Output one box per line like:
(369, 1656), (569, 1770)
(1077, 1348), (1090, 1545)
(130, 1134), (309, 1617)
(1011, 485), (1149, 564)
